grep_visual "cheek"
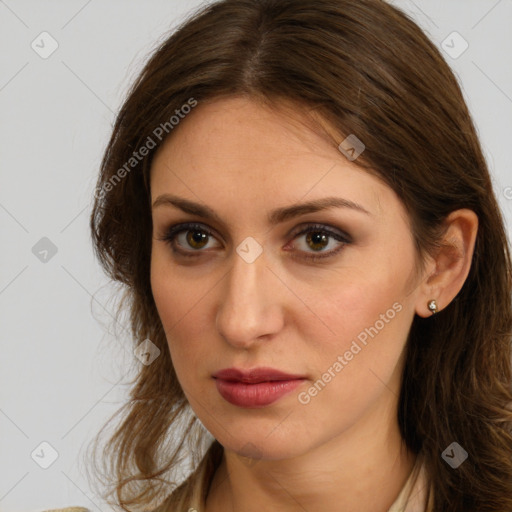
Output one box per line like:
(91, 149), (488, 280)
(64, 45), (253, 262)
(150, 249), (203, 326)
(301, 269), (405, 346)
(150, 254), (214, 376)
(333, 237), (414, 330)
(297, 253), (413, 387)
(296, 284), (410, 421)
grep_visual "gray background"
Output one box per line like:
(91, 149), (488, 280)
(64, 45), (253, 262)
(1, 1), (511, 511)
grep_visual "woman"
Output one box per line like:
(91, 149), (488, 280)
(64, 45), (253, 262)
(81, 0), (512, 511)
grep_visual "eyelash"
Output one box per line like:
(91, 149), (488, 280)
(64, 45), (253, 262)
(157, 222), (351, 262)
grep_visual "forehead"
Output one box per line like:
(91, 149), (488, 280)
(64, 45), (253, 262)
(153, 96), (339, 169)
(149, 96), (399, 223)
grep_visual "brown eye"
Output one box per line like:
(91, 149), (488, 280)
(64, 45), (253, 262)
(289, 224), (351, 262)
(158, 222), (351, 262)
(305, 231), (330, 252)
(159, 223), (221, 256)
(185, 229), (210, 249)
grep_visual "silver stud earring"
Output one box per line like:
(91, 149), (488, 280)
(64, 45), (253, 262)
(428, 300), (438, 315)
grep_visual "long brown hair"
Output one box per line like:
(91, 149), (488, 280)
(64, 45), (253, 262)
(87, 0), (512, 510)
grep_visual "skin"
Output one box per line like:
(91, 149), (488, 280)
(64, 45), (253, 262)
(149, 96), (478, 511)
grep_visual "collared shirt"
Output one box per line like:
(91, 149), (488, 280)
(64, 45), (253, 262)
(388, 456), (434, 511)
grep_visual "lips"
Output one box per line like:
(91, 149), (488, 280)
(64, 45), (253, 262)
(212, 367), (307, 408)
(212, 367), (306, 383)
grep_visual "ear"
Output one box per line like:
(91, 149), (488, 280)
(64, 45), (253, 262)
(415, 209), (479, 318)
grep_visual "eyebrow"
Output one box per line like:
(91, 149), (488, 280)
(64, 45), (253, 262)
(151, 194), (372, 224)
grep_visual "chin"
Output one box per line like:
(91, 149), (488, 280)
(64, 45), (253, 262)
(215, 427), (313, 462)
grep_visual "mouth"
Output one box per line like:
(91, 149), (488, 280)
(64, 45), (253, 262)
(212, 367), (307, 408)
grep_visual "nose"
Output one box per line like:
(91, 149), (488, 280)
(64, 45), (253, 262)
(215, 246), (285, 349)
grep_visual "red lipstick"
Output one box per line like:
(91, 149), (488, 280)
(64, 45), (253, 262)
(212, 367), (306, 408)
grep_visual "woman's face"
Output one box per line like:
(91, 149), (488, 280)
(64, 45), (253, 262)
(150, 96), (425, 460)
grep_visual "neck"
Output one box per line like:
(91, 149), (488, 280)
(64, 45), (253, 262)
(205, 403), (417, 512)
